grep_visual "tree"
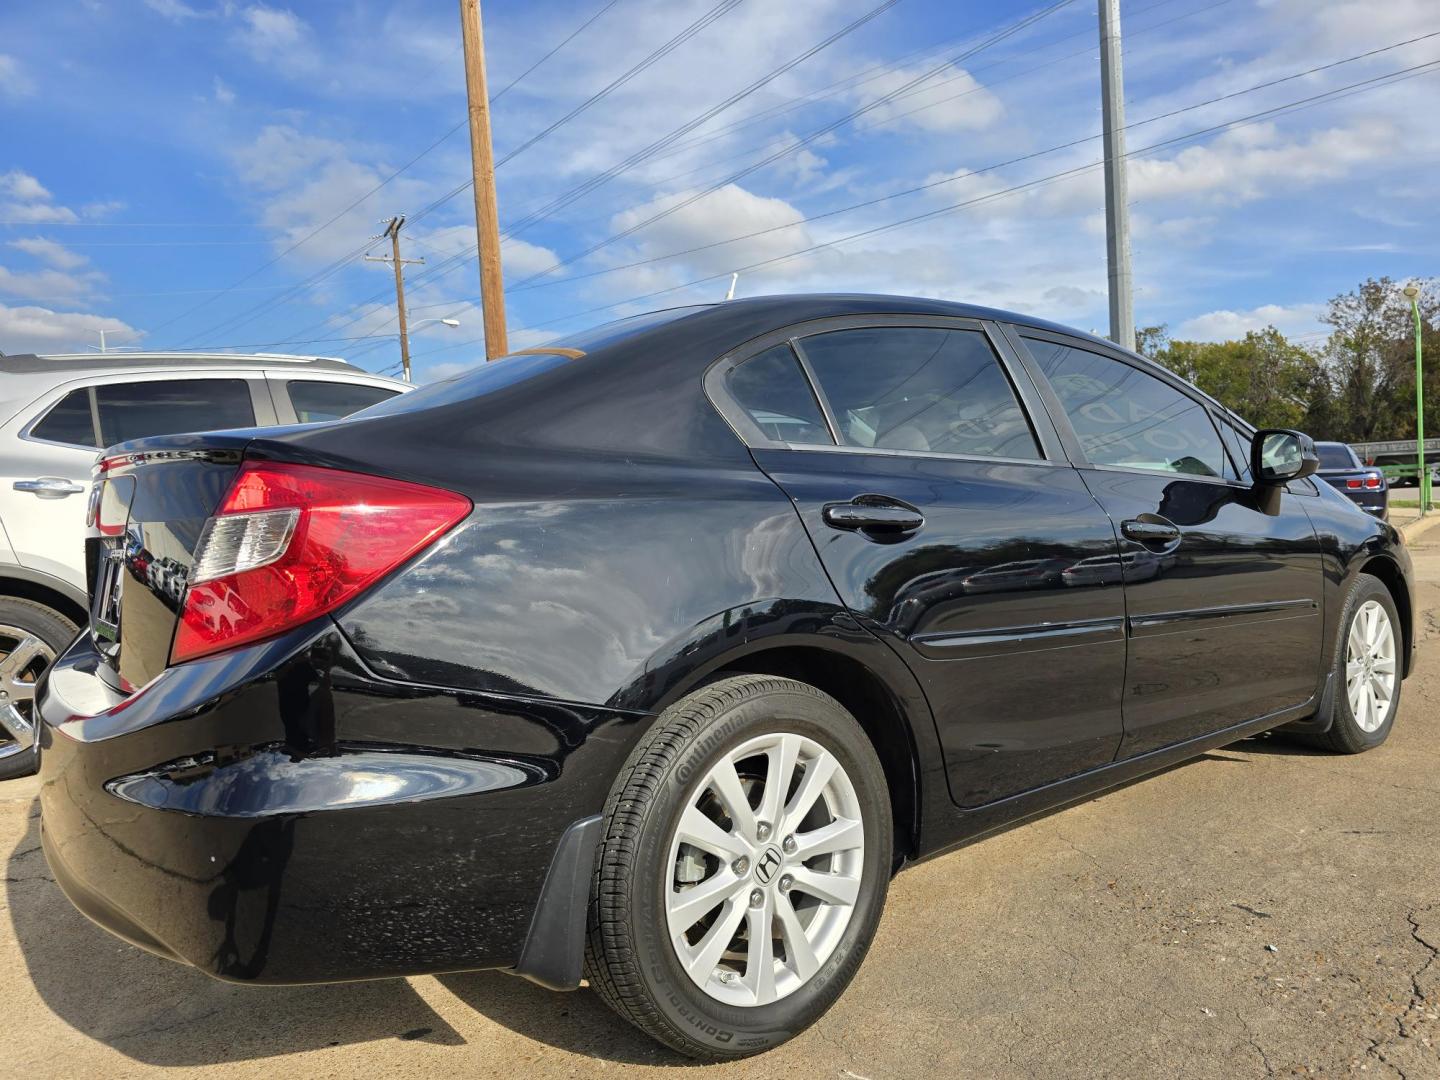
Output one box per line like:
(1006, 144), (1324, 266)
(1316, 276), (1440, 443)
(1148, 327), (1322, 430)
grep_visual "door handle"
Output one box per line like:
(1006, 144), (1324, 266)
(14, 477), (85, 499)
(1121, 516), (1181, 549)
(823, 499), (924, 534)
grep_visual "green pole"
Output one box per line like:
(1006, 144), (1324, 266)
(1411, 292), (1429, 515)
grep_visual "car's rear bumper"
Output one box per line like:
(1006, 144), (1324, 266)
(36, 623), (642, 985)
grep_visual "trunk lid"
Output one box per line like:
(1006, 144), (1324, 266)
(88, 435), (248, 690)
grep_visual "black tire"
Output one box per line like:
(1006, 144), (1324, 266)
(0, 597), (78, 781)
(1302, 574), (1403, 754)
(584, 674), (891, 1059)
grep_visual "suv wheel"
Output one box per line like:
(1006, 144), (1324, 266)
(0, 598), (77, 781)
(585, 675), (891, 1059)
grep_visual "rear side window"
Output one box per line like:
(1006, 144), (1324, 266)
(94, 379), (255, 445)
(286, 380), (400, 423)
(798, 327), (1040, 459)
(1317, 444), (1358, 470)
(726, 344), (833, 445)
(30, 388), (98, 447)
(1025, 338), (1233, 479)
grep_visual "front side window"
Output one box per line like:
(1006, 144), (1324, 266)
(30, 388), (97, 447)
(1025, 338), (1232, 479)
(94, 379), (255, 445)
(797, 327), (1040, 459)
(286, 380), (401, 423)
(725, 343), (833, 445)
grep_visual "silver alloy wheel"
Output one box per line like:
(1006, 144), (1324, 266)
(665, 731), (865, 1007)
(0, 625), (55, 761)
(1346, 599), (1397, 733)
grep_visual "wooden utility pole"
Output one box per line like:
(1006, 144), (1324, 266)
(459, 0), (508, 359)
(365, 216), (424, 382)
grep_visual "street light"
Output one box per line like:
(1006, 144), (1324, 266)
(1402, 283), (1428, 516)
(398, 318), (460, 382)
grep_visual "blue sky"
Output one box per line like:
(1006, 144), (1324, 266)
(1, 0), (1436, 381)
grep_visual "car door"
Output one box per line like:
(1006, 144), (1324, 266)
(708, 316), (1128, 808)
(0, 374), (268, 591)
(1008, 328), (1327, 758)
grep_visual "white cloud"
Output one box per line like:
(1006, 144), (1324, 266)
(0, 303), (139, 355)
(213, 76), (236, 105)
(8, 237), (88, 271)
(1174, 303), (1325, 342)
(0, 171), (78, 224)
(144, 0), (205, 20)
(232, 4), (314, 71)
(0, 264), (103, 303)
(854, 65), (1004, 135)
(0, 54), (35, 99)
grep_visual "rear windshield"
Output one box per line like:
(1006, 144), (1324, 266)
(1317, 444), (1357, 469)
(354, 351), (571, 417)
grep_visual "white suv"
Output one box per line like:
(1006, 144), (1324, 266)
(0, 351), (407, 777)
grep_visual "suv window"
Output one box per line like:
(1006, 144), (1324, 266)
(94, 379), (255, 445)
(726, 344), (833, 445)
(287, 380), (401, 423)
(1024, 338), (1232, 479)
(30, 388), (98, 447)
(798, 327), (1040, 459)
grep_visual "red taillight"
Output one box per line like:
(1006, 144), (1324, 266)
(1364, 475), (1382, 489)
(1346, 479), (1363, 489)
(170, 462), (471, 664)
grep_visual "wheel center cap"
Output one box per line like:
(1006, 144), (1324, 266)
(753, 845), (783, 885)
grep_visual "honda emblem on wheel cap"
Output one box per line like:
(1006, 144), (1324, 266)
(754, 845), (783, 885)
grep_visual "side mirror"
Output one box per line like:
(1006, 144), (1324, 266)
(1252, 429), (1319, 485)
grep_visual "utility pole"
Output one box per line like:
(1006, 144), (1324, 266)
(365, 216), (424, 383)
(459, 0), (508, 359)
(1098, 0), (1135, 352)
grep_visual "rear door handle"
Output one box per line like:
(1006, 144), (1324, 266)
(823, 499), (924, 534)
(14, 477), (85, 498)
(1121, 516), (1181, 549)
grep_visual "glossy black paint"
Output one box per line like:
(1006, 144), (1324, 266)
(36, 294), (1416, 990)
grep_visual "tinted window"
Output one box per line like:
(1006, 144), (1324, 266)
(1025, 339), (1232, 479)
(726, 344), (833, 444)
(287, 380), (400, 423)
(1317, 443), (1358, 470)
(31, 388), (97, 447)
(799, 327), (1040, 458)
(94, 379), (255, 445)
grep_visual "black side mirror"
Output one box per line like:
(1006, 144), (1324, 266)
(1251, 429), (1320, 485)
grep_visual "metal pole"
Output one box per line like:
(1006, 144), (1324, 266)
(1410, 291), (1428, 515)
(1098, 0), (1134, 351)
(459, 0), (509, 359)
(388, 217), (412, 384)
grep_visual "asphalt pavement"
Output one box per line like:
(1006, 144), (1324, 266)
(4, 534), (1438, 1079)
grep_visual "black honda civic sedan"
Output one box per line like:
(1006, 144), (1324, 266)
(36, 295), (1414, 1059)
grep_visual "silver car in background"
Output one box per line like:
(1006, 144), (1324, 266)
(0, 351), (407, 778)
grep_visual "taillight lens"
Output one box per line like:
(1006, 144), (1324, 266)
(171, 462), (471, 664)
(1346, 479), (1363, 489)
(1364, 474), (1382, 489)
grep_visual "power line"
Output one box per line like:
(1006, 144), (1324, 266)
(162, 0), (626, 347)
(409, 57), (1440, 360)
(503, 28), (1440, 297)
(344, 0), (1083, 335)
(505, 0), (1083, 287)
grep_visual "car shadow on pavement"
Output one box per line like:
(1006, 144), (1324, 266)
(7, 802), (468, 1065)
(436, 972), (693, 1066)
